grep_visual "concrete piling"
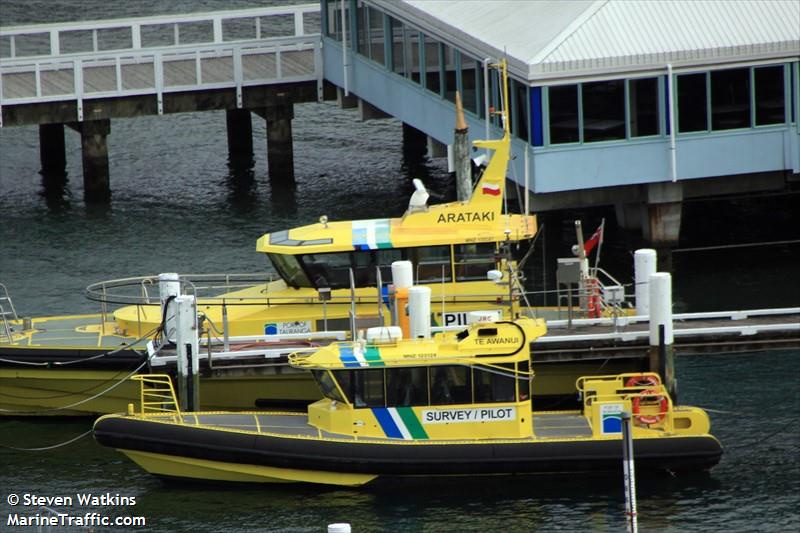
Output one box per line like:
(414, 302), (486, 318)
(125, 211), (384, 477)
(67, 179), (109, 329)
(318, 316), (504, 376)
(38, 123), (66, 176)
(264, 96), (295, 182)
(225, 109), (254, 162)
(79, 119), (111, 202)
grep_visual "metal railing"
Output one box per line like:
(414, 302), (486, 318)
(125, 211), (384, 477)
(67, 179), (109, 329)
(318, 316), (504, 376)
(0, 282), (19, 343)
(0, 4), (322, 125)
(133, 374), (181, 416)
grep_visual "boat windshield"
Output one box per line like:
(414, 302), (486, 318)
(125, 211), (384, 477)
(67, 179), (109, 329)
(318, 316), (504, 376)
(311, 370), (346, 403)
(268, 253), (313, 288)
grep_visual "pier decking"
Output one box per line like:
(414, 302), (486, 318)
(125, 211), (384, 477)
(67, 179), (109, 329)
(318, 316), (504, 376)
(0, 4), (324, 199)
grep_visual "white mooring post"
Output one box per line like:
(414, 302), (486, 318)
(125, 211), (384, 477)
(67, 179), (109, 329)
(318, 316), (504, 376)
(158, 272), (181, 343)
(408, 286), (432, 339)
(621, 411), (639, 533)
(174, 294), (200, 411)
(328, 524), (351, 533)
(634, 249), (657, 316)
(648, 272), (676, 399)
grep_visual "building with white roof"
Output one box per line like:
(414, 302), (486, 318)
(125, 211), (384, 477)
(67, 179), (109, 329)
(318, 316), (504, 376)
(321, 0), (800, 243)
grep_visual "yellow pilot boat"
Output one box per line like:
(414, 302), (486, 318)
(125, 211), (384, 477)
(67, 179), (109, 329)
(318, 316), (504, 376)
(1, 60), (630, 416)
(93, 316), (722, 486)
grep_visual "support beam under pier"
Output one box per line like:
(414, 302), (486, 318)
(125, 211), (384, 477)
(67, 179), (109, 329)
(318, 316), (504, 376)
(225, 109), (253, 163)
(78, 119), (111, 202)
(646, 182), (683, 246)
(263, 96), (295, 182)
(39, 123), (66, 175)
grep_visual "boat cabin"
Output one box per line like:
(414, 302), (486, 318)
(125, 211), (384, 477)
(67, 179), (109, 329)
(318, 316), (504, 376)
(289, 317), (547, 440)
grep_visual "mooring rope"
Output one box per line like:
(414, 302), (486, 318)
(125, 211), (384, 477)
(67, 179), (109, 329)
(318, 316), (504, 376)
(0, 429), (94, 452)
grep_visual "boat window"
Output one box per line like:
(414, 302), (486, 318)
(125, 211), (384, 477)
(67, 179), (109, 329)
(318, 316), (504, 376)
(376, 249), (403, 282)
(755, 65), (785, 126)
(473, 364), (517, 403)
(386, 367), (428, 406)
(337, 369), (385, 407)
(454, 243), (497, 281)
(300, 252), (353, 289)
(408, 246), (451, 283)
(311, 370), (346, 403)
(517, 360), (530, 401)
(430, 365), (471, 405)
(268, 254), (312, 288)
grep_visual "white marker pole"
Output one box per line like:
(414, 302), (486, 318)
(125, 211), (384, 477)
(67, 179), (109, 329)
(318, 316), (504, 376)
(621, 411), (638, 533)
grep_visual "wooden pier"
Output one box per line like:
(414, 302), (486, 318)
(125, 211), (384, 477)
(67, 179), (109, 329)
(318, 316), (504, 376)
(0, 4), (324, 201)
(533, 307), (800, 361)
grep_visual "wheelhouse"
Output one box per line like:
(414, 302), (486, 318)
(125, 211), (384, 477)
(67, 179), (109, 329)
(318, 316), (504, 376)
(267, 242), (500, 289)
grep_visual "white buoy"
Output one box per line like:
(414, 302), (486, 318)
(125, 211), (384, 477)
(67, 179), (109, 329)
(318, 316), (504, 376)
(391, 260), (413, 289)
(634, 249), (657, 316)
(408, 286), (432, 339)
(328, 524), (351, 533)
(648, 272), (673, 347)
(174, 294), (199, 411)
(158, 273), (181, 343)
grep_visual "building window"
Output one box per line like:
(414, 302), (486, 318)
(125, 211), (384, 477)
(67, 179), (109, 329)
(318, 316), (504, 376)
(678, 73), (708, 133)
(711, 68), (750, 130)
(513, 79), (530, 141)
(531, 86), (543, 146)
(367, 7), (385, 66)
(442, 44), (457, 103)
(389, 17), (404, 75)
(355, 1), (367, 56)
(629, 77), (659, 137)
(460, 52), (480, 114)
(424, 35), (441, 95)
(548, 84), (579, 144)
(582, 80), (625, 142)
(405, 28), (421, 84)
(755, 65), (785, 125)
(324, 0), (346, 41)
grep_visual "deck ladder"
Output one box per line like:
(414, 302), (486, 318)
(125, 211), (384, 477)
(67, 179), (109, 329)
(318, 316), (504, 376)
(0, 283), (19, 342)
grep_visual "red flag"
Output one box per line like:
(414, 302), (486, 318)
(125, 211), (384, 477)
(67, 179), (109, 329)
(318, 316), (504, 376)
(584, 222), (603, 255)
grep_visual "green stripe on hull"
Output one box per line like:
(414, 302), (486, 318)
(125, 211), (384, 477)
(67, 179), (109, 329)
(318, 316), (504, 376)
(397, 407), (429, 440)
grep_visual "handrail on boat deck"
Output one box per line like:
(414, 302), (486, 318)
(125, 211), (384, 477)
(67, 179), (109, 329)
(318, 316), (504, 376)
(131, 374), (181, 417)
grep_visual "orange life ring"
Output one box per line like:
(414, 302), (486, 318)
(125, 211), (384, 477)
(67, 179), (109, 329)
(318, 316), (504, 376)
(625, 374), (661, 388)
(631, 388), (668, 425)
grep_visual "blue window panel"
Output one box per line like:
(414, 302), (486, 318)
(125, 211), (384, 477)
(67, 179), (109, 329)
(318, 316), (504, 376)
(531, 86), (543, 146)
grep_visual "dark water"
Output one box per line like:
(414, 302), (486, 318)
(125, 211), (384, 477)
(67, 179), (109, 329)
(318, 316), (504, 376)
(2, 1), (800, 531)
